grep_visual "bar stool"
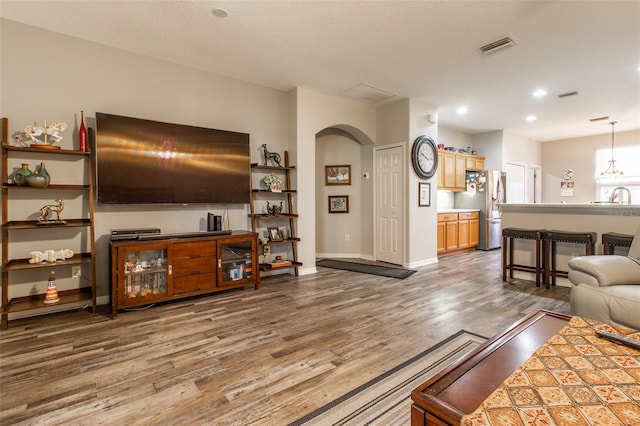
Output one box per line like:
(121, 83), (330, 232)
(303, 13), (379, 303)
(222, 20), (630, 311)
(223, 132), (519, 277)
(602, 232), (634, 255)
(543, 230), (596, 286)
(502, 228), (546, 288)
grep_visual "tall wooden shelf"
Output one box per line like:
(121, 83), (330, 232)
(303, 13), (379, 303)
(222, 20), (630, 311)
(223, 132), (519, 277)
(1, 117), (97, 330)
(249, 151), (301, 275)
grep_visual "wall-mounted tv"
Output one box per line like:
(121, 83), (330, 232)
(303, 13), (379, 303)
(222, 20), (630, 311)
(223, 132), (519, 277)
(96, 112), (250, 205)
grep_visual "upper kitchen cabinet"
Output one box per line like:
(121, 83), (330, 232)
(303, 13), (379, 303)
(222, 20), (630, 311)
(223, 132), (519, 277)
(437, 151), (485, 191)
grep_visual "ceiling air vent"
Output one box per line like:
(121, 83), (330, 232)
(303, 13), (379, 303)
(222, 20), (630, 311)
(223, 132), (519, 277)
(589, 116), (610, 122)
(479, 37), (515, 54)
(340, 83), (395, 104)
(558, 91), (579, 98)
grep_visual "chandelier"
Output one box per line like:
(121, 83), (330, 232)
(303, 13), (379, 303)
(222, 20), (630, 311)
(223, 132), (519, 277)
(598, 121), (624, 180)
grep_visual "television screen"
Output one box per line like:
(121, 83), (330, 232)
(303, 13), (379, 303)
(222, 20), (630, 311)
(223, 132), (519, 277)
(96, 113), (250, 205)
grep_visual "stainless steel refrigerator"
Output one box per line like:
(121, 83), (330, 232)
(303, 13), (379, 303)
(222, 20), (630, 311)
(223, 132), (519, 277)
(454, 170), (507, 250)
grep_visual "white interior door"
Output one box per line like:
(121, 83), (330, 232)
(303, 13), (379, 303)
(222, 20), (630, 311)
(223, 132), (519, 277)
(505, 162), (526, 203)
(375, 145), (403, 264)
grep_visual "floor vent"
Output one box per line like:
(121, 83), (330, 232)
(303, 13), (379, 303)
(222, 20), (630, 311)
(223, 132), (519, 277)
(479, 37), (515, 54)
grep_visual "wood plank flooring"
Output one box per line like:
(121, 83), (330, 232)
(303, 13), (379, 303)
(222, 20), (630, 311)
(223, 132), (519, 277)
(0, 249), (570, 425)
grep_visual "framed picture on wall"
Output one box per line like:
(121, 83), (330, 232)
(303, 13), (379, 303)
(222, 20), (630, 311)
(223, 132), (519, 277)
(325, 165), (351, 185)
(418, 182), (431, 207)
(328, 195), (349, 213)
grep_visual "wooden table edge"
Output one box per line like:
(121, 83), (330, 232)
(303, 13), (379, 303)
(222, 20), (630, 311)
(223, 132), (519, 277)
(411, 309), (572, 425)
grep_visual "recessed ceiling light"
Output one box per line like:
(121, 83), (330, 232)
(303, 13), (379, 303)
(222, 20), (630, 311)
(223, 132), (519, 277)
(526, 115), (538, 122)
(532, 89), (547, 98)
(456, 106), (468, 115)
(212, 8), (228, 18)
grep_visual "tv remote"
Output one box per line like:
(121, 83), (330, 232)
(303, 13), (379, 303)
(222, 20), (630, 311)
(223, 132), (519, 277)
(596, 330), (640, 351)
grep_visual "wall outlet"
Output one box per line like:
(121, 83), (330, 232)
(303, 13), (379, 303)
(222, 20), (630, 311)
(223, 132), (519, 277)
(345, 234), (351, 241)
(72, 265), (81, 278)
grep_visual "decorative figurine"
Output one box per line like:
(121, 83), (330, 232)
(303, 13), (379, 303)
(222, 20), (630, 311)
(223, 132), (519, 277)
(260, 144), (282, 167)
(266, 201), (283, 216)
(43, 271), (60, 305)
(24, 120), (68, 147)
(28, 249), (74, 264)
(37, 199), (66, 223)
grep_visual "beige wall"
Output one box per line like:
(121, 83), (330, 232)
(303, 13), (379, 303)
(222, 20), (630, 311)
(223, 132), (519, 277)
(439, 126), (472, 151)
(315, 132), (367, 258)
(290, 87), (377, 274)
(1, 19), (290, 301)
(541, 130), (640, 203)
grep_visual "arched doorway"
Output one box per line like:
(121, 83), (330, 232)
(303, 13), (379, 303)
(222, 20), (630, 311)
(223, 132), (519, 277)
(315, 125), (374, 260)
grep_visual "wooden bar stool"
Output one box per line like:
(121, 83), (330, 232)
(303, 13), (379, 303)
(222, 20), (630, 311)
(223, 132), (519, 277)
(543, 230), (596, 286)
(602, 232), (634, 255)
(502, 228), (546, 288)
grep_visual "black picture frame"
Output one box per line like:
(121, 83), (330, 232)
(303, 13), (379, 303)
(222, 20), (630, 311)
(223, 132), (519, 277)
(328, 195), (349, 213)
(418, 182), (431, 207)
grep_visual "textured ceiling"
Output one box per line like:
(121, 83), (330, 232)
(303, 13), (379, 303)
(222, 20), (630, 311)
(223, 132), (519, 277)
(1, 0), (639, 141)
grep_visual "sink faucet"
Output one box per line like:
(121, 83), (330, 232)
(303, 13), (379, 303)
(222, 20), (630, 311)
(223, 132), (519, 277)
(609, 187), (632, 204)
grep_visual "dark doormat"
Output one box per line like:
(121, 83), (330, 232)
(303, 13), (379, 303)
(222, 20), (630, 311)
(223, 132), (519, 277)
(316, 259), (417, 279)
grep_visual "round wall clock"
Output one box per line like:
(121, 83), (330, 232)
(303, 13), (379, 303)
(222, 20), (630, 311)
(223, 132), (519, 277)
(411, 135), (438, 179)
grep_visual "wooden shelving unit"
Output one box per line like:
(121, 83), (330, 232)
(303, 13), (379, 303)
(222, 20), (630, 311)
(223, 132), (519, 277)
(249, 151), (301, 275)
(1, 117), (97, 330)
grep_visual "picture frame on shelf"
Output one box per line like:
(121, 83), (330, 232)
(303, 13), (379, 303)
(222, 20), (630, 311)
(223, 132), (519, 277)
(267, 226), (283, 241)
(325, 165), (351, 185)
(418, 182), (430, 207)
(328, 195), (349, 213)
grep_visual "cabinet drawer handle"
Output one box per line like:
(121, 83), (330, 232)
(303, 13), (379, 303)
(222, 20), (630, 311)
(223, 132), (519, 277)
(218, 259), (222, 269)
(168, 265), (172, 275)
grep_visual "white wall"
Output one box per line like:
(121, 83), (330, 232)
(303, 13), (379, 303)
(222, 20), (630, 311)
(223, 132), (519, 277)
(1, 19), (289, 300)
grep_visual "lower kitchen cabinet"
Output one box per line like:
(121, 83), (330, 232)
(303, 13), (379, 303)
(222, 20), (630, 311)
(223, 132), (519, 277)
(437, 211), (479, 256)
(110, 231), (258, 317)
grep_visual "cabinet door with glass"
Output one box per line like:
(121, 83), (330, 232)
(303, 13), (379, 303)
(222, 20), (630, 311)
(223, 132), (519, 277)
(218, 237), (258, 288)
(116, 242), (170, 305)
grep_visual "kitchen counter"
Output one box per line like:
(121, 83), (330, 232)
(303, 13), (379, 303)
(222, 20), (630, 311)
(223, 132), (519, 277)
(500, 203), (640, 216)
(437, 208), (480, 213)
(499, 203), (639, 286)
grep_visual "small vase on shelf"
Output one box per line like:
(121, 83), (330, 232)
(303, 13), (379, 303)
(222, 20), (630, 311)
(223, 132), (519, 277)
(25, 162), (51, 188)
(79, 110), (88, 152)
(13, 163), (33, 186)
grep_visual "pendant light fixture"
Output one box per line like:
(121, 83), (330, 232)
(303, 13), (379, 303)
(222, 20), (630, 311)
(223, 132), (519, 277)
(598, 121), (624, 181)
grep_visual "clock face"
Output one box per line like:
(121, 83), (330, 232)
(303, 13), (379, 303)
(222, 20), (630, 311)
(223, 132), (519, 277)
(411, 136), (438, 179)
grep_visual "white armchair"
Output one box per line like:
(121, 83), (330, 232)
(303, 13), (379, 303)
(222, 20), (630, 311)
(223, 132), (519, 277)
(568, 224), (640, 330)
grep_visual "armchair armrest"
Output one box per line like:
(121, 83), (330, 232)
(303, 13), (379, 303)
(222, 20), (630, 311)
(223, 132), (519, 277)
(568, 255), (640, 287)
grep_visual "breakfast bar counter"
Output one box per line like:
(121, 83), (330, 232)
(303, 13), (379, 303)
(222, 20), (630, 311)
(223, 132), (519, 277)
(500, 203), (640, 284)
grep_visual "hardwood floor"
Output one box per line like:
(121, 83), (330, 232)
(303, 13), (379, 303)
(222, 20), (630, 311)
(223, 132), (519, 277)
(0, 249), (570, 425)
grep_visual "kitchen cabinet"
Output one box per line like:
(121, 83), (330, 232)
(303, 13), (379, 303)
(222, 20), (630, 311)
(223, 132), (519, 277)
(437, 150), (485, 191)
(437, 212), (480, 256)
(465, 156), (485, 171)
(110, 231), (258, 317)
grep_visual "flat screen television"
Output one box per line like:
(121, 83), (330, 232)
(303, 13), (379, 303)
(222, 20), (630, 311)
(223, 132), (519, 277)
(95, 112), (250, 205)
